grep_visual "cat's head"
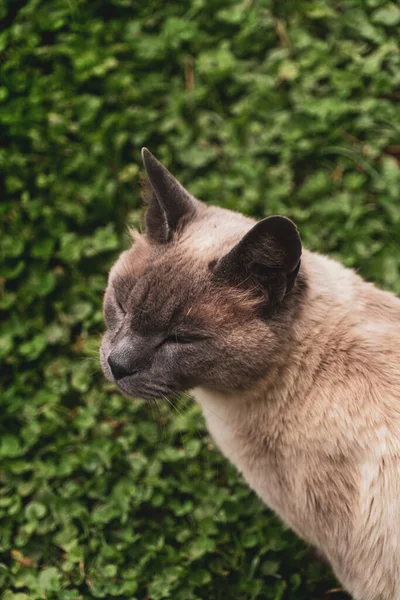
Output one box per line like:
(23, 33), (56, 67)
(100, 149), (303, 400)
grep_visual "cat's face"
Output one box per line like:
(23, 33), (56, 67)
(100, 149), (302, 400)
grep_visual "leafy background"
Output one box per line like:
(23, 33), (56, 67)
(1, 0), (400, 598)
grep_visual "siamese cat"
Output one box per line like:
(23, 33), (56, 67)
(100, 148), (400, 600)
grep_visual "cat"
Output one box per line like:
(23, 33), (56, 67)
(100, 148), (400, 600)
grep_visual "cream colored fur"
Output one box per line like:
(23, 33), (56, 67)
(193, 249), (400, 600)
(106, 148), (400, 598)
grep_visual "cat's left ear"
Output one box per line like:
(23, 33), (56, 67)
(141, 148), (199, 244)
(213, 216), (302, 304)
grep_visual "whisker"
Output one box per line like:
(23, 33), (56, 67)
(161, 394), (189, 467)
(149, 398), (167, 444)
(170, 392), (204, 440)
(161, 393), (182, 416)
(144, 400), (167, 473)
(178, 390), (229, 426)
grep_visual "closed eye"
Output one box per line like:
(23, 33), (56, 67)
(116, 300), (126, 315)
(165, 332), (209, 344)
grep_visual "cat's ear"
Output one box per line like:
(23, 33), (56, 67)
(213, 216), (302, 304)
(141, 148), (198, 243)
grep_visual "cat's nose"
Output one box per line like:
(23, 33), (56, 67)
(108, 354), (137, 380)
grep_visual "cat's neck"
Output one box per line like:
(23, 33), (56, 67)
(193, 249), (375, 417)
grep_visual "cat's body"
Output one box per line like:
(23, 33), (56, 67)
(195, 249), (400, 600)
(101, 149), (400, 600)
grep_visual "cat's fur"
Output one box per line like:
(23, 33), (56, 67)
(100, 149), (400, 600)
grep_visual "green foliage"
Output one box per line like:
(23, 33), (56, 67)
(1, 0), (400, 598)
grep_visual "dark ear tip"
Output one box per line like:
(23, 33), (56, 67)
(259, 215), (302, 272)
(264, 215), (301, 243)
(265, 215), (299, 234)
(141, 147), (152, 165)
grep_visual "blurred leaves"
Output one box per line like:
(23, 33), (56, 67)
(1, 0), (400, 598)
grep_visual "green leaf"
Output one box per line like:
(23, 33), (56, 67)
(25, 501), (47, 520)
(38, 567), (62, 592)
(19, 334), (47, 359)
(188, 569), (212, 587)
(372, 3), (400, 25)
(0, 435), (21, 458)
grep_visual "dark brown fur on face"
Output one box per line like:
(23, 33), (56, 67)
(100, 149), (303, 400)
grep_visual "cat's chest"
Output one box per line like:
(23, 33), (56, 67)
(193, 387), (294, 463)
(192, 387), (312, 537)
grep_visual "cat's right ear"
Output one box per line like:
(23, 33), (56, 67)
(141, 148), (199, 244)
